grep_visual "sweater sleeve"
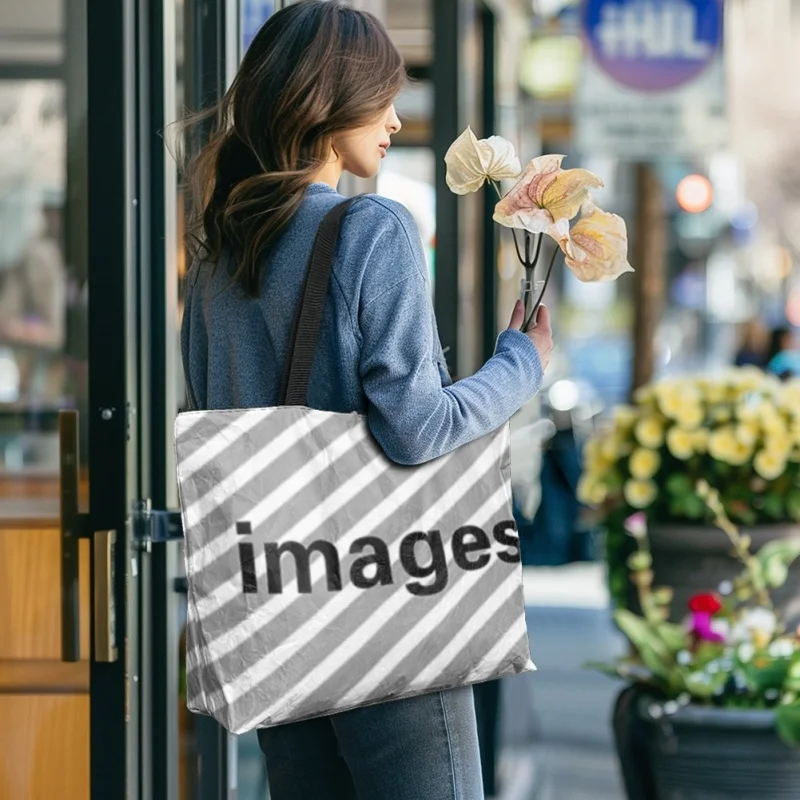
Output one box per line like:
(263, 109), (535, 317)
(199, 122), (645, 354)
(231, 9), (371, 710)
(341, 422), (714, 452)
(356, 203), (544, 465)
(180, 265), (206, 411)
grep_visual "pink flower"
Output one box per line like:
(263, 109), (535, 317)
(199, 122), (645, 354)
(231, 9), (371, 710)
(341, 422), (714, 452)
(688, 593), (725, 643)
(623, 512), (647, 539)
(493, 155), (603, 242)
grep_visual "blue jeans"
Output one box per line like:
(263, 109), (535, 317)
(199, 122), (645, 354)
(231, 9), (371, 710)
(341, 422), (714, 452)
(257, 687), (484, 799)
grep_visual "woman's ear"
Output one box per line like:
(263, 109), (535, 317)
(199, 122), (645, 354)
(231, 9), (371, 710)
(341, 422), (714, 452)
(327, 139), (340, 164)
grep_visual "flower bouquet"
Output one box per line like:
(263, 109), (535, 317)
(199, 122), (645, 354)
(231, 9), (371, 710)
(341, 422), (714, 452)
(588, 483), (800, 747)
(444, 127), (633, 330)
(578, 369), (800, 609)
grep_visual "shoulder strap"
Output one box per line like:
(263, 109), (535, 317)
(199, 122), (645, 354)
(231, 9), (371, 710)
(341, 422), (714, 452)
(279, 196), (360, 406)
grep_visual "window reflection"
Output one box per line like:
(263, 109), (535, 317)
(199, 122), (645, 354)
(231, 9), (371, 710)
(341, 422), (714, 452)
(0, 79), (86, 478)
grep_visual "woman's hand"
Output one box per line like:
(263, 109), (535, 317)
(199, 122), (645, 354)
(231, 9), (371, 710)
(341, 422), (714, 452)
(508, 300), (553, 371)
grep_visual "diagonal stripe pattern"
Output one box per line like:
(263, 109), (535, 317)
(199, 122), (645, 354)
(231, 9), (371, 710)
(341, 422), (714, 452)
(175, 406), (534, 734)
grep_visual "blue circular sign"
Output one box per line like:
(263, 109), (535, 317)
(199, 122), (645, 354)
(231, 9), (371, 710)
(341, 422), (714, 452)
(582, 0), (723, 92)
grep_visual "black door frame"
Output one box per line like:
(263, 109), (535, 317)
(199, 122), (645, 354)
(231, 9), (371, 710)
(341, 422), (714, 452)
(86, 0), (235, 796)
(86, 0), (142, 795)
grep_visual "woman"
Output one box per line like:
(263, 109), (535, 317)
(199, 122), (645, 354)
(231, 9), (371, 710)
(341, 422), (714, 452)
(180, 2), (552, 797)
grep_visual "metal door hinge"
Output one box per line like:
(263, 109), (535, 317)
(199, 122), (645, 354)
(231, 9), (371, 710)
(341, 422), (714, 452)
(131, 499), (184, 550)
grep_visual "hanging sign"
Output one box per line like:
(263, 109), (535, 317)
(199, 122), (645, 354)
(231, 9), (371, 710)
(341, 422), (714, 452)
(575, 0), (727, 158)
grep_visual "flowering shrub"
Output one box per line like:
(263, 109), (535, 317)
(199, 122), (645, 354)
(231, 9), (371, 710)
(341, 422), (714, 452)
(587, 488), (800, 746)
(579, 369), (800, 526)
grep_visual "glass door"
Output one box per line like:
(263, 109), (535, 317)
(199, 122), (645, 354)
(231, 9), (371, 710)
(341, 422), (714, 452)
(0, 0), (238, 796)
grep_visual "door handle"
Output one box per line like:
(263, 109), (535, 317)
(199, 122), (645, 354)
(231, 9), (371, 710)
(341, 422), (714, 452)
(59, 410), (82, 662)
(93, 529), (118, 662)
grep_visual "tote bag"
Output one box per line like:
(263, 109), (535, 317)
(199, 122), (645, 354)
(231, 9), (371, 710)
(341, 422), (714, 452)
(174, 197), (535, 734)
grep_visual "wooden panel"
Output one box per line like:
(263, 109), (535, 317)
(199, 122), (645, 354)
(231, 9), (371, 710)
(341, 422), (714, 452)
(0, 529), (90, 660)
(0, 694), (89, 800)
(0, 660), (88, 693)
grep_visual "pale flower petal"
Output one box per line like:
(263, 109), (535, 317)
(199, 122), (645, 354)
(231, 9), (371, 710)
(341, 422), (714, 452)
(478, 136), (521, 181)
(542, 169), (604, 222)
(562, 203), (634, 282)
(493, 155), (564, 222)
(445, 127), (486, 194)
(492, 154), (601, 239)
(445, 126), (520, 194)
(493, 205), (554, 234)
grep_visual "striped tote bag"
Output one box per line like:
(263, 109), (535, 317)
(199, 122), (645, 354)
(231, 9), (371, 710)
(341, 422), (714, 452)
(174, 197), (535, 734)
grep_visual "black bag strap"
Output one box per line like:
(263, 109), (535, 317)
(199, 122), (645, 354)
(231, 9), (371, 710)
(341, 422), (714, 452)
(279, 196), (360, 406)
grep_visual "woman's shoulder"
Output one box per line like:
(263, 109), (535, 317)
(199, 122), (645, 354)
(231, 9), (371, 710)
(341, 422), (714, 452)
(344, 194), (419, 241)
(341, 193), (425, 272)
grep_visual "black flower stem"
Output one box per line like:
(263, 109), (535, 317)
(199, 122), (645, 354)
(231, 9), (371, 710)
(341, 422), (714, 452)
(511, 229), (527, 266)
(523, 245), (559, 331)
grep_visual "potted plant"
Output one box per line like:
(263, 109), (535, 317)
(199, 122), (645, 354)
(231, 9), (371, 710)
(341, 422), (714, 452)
(588, 487), (800, 799)
(578, 369), (800, 627)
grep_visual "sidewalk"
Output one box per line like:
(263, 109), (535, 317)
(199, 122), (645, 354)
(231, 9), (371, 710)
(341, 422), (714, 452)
(495, 564), (627, 800)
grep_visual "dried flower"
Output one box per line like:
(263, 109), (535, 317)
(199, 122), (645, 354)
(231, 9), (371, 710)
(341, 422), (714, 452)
(560, 200), (634, 283)
(445, 127), (521, 195)
(493, 155), (603, 241)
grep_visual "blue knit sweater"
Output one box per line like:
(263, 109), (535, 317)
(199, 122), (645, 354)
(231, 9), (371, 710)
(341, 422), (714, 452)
(181, 183), (544, 465)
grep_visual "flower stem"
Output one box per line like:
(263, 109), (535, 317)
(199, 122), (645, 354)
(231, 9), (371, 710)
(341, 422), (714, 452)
(523, 245), (559, 330)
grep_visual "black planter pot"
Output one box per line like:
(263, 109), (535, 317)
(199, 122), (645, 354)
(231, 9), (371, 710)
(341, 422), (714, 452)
(646, 523), (800, 629)
(613, 686), (800, 799)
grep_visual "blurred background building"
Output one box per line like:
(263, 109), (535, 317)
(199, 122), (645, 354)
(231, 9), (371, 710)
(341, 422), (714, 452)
(0, 0), (798, 798)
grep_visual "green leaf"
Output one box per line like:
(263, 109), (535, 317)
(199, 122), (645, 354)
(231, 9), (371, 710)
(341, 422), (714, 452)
(775, 704), (800, 746)
(682, 493), (706, 519)
(787, 491), (800, 522)
(682, 668), (728, 699)
(666, 473), (692, 496)
(756, 537), (800, 589)
(654, 622), (690, 652)
(613, 608), (672, 679)
(583, 661), (624, 679)
(742, 657), (791, 693)
(763, 494), (785, 520)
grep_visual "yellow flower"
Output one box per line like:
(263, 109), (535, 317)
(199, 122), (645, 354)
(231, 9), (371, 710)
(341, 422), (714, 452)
(665, 427), (695, 460)
(736, 402), (761, 424)
(727, 440), (754, 466)
(635, 416), (664, 449)
(709, 426), (751, 465)
(656, 384), (703, 420)
(561, 200), (634, 283)
(754, 449), (786, 481)
(445, 127), (521, 194)
(778, 381), (800, 413)
(761, 408), (787, 438)
(577, 476), (608, 506)
(623, 479), (658, 509)
(493, 155), (603, 240)
(703, 383), (728, 404)
(613, 405), (639, 431)
(633, 385), (656, 404)
(735, 422), (760, 447)
(629, 448), (660, 480)
(712, 407), (732, 423)
(763, 437), (792, 463)
(693, 428), (709, 453)
(673, 403), (704, 430)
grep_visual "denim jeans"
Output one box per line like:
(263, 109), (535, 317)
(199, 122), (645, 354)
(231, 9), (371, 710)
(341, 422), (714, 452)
(257, 687), (484, 800)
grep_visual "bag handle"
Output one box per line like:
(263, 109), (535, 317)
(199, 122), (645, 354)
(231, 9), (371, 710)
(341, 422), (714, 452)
(279, 196), (360, 406)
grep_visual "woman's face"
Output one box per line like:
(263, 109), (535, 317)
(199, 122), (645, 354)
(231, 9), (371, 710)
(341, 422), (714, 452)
(333, 104), (402, 179)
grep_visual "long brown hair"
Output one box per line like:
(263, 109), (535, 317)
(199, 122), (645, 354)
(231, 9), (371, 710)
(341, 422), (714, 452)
(181, 0), (405, 297)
